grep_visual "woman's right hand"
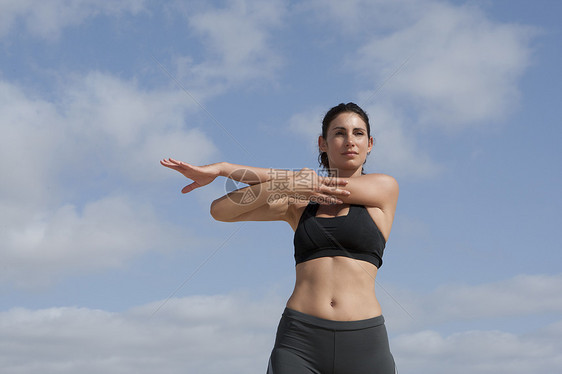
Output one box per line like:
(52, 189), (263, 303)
(160, 158), (221, 193)
(291, 168), (350, 204)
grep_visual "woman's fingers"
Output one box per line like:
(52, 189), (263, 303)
(161, 158), (181, 168)
(161, 158), (188, 167)
(161, 158), (196, 176)
(318, 185), (350, 198)
(181, 181), (200, 194)
(170, 158), (188, 167)
(313, 183), (349, 204)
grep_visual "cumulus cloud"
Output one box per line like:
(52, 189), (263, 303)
(293, 0), (536, 178)
(61, 72), (218, 182)
(174, 0), (285, 91)
(381, 273), (562, 373)
(349, 1), (536, 128)
(0, 293), (285, 374)
(0, 81), (62, 207)
(301, 0), (424, 35)
(0, 74), (219, 287)
(287, 106), (325, 141)
(1, 281), (562, 374)
(0, 0), (146, 40)
(363, 103), (441, 177)
(0, 73), (217, 198)
(1, 195), (194, 288)
(393, 327), (562, 374)
(428, 274), (562, 319)
(380, 273), (562, 330)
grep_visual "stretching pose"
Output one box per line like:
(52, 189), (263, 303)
(161, 102), (399, 374)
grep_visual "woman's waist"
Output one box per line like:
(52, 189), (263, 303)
(289, 257), (381, 320)
(281, 307), (386, 330)
(287, 283), (381, 321)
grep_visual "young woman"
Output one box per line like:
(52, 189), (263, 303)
(161, 102), (399, 374)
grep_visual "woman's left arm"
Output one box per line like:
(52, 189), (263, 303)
(338, 173), (399, 213)
(160, 159), (300, 192)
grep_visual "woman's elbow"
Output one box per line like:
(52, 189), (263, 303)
(210, 199), (224, 221)
(210, 199), (236, 222)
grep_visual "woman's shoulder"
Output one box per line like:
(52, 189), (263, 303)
(358, 173), (399, 191)
(340, 172), (398, 210)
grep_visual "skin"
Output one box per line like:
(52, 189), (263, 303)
(161, 112), (399, 321)
(286, 112), (398, 321)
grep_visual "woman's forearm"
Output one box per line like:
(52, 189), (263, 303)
(217, 162), (295, 185)
(210, 178), (293, 222)
(210, 169), (350, 222)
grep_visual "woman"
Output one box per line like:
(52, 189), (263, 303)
(161, 102), (399, 374)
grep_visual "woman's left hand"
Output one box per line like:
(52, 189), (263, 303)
(291, 168), (350, 204)
(160, 158), (221, 193)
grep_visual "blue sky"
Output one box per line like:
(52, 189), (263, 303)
(1, 0), (561, 373)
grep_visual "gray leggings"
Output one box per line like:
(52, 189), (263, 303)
(267, 308), (396, 374)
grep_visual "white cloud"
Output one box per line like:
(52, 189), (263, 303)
(0, 73), (220, 287)
(287, 106), (325, 140)
(304, 0), (536, 126)
(0, 72), (218, 200)
(392, 326), (562, 374)
(429, 274), (562, 319)
(294, 0), (536, 179)
(382, 273), (562, 373)
(0, 293), (285, 374)
(0, 0), (146, 40)
(380, 273), (562, 331)
(1, 195), (194, 288)
(300, 0), (423, 35)
(0, 72), (219, 200)
(350, 1), (536, 129)
(0, 81), (62, 207)
(61, 72), (218, 182)
(363, 103), (441, 178)
(175, 0), (285, 91)
(1, 283), (562, 374)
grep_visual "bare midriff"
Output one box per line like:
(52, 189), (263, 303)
(286, 256), (381, 321)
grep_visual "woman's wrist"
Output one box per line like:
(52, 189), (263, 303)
(216, 162), (231, 178)
(217, 162), (282, 185)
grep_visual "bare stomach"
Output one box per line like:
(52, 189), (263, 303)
(286, 256), (382, 321)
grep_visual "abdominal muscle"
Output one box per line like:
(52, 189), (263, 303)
(286, 256), (382, 321)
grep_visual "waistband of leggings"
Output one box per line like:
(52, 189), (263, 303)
(282, 307), (385, 331)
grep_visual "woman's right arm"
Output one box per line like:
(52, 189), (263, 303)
(210, 171), (349, 223)
(210, 181), (291, 222)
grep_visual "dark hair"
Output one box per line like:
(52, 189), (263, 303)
(318, 102), (372, 175)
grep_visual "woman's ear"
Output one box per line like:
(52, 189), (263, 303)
(367, 136), (374, 153)
(318, 135), (327, 152)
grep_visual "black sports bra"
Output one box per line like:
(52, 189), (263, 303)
(293, 202), (387, 268)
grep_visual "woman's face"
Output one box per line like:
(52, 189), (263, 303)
(319, 112), (373, 176)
